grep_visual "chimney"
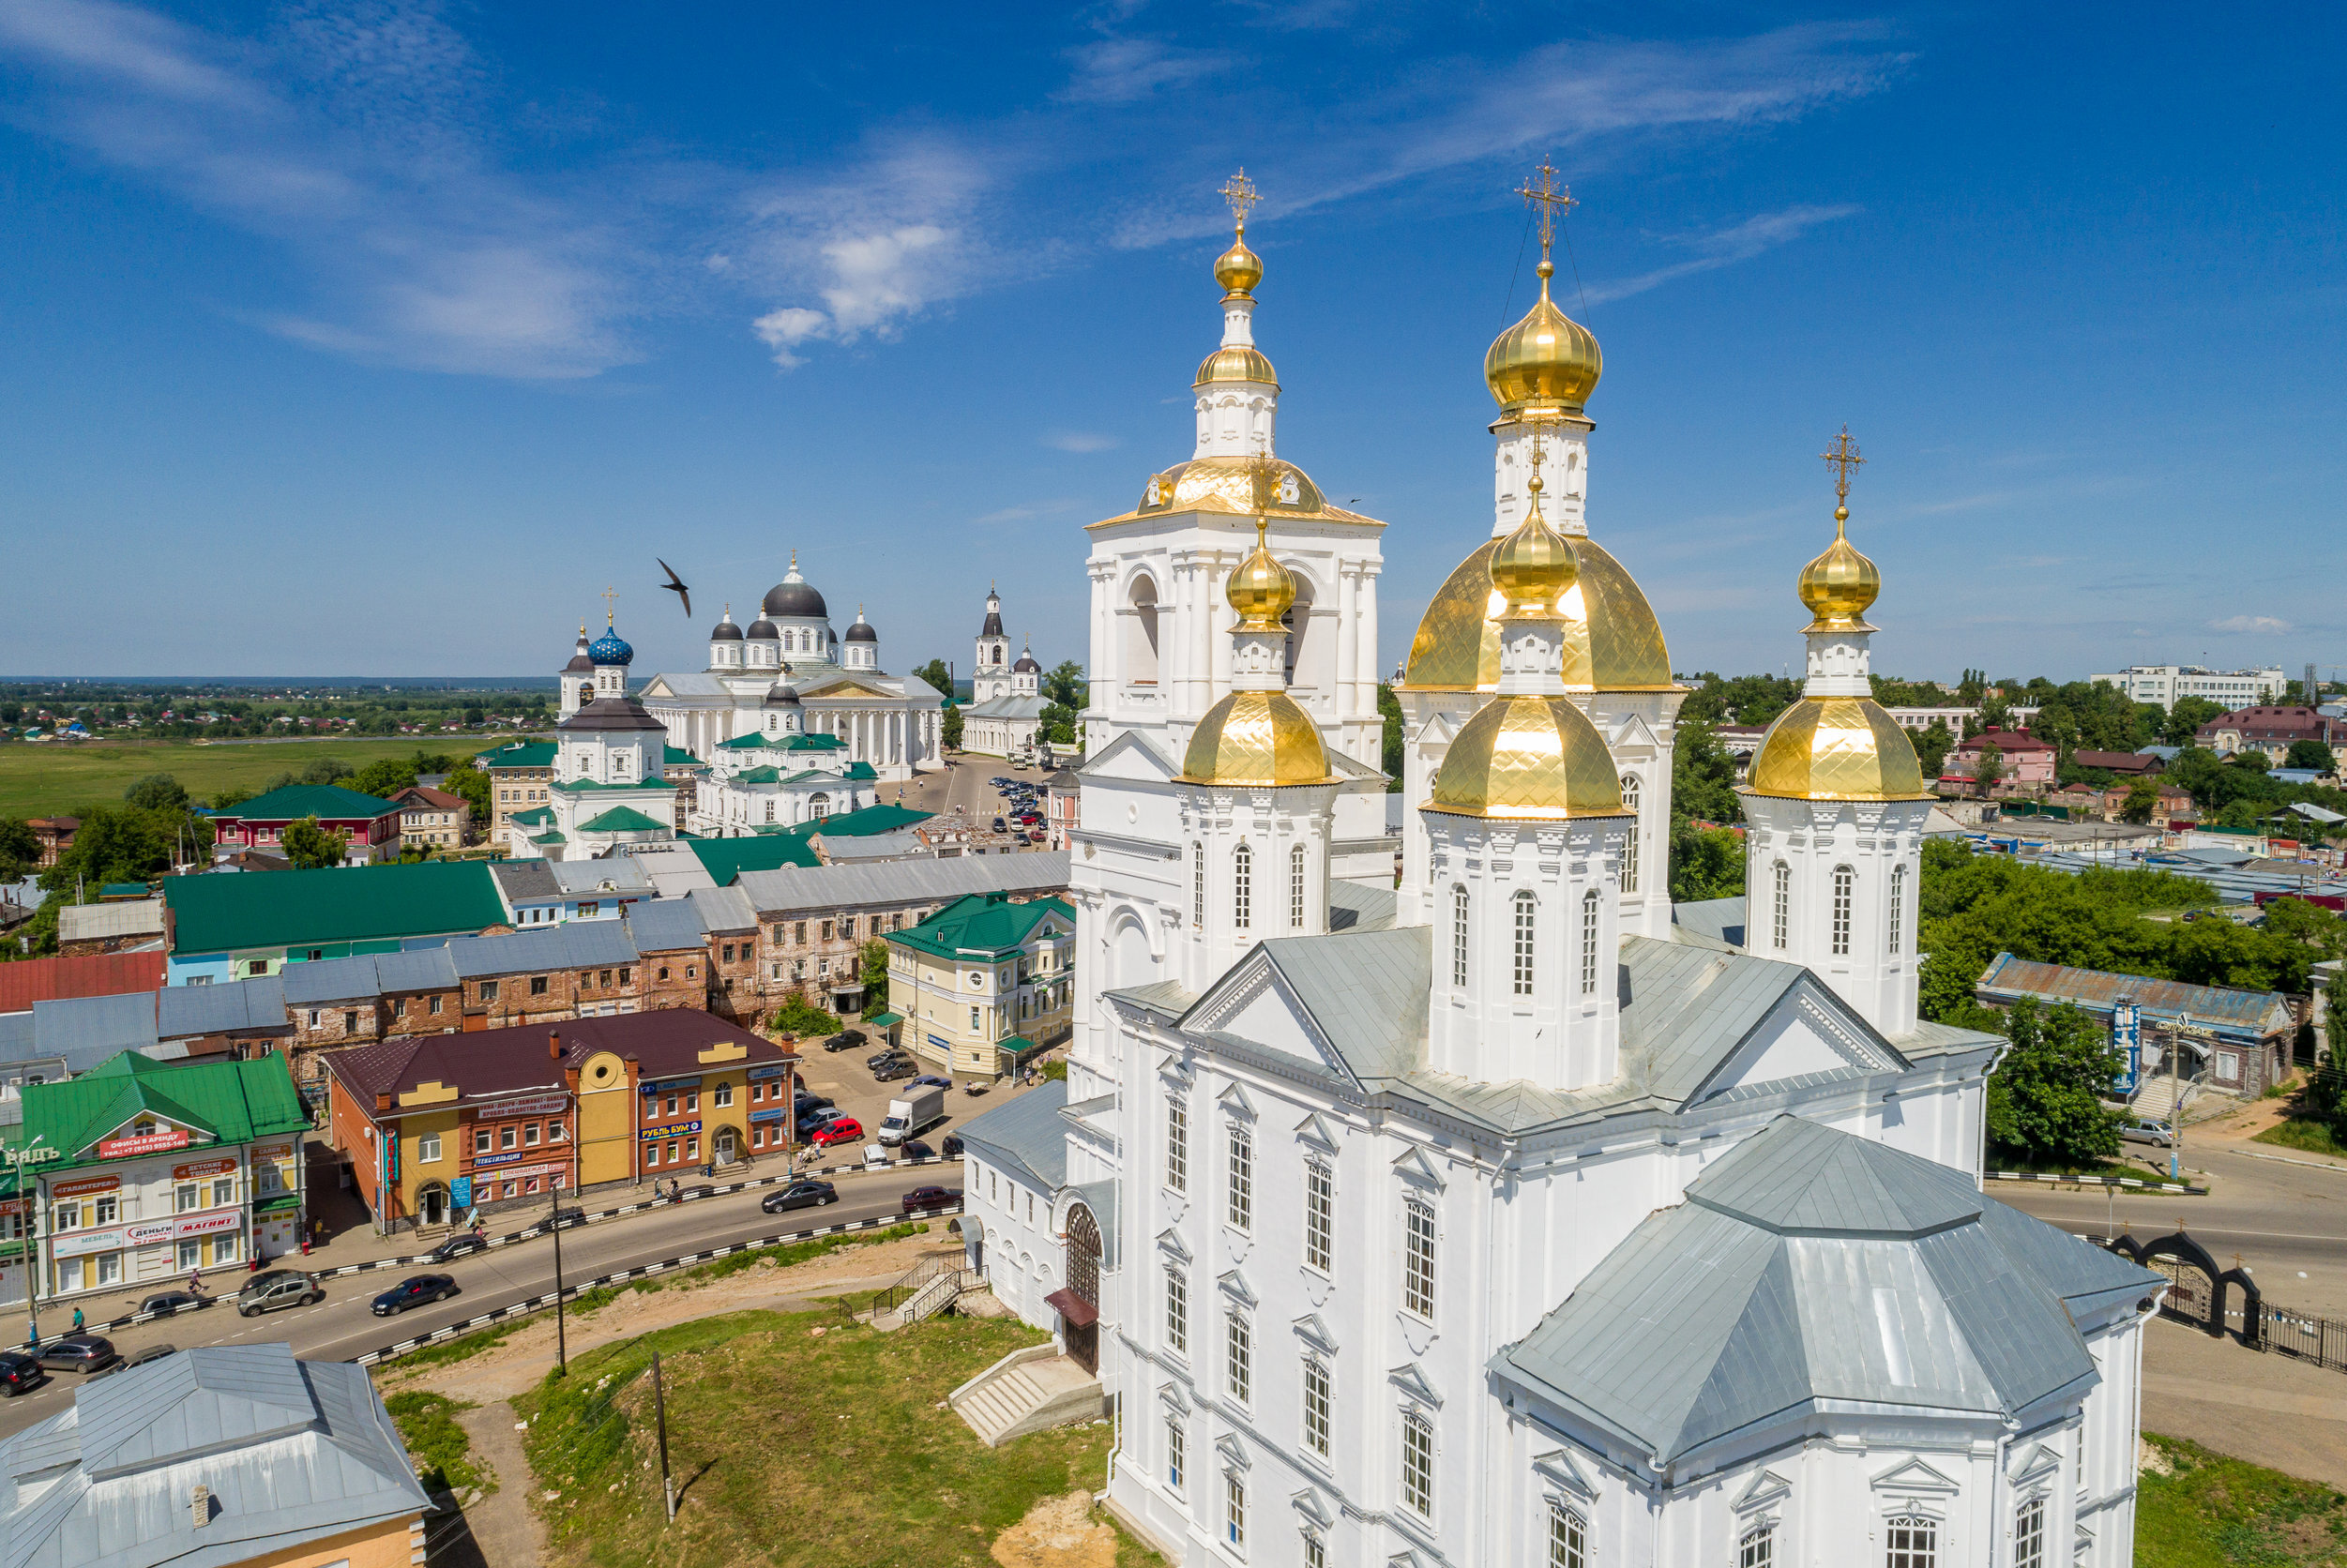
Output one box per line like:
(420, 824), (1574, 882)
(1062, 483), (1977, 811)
(374, 1091), (391, 1113)
(190, 1485), (212, 1529)
(549, 1029), (562, 1061)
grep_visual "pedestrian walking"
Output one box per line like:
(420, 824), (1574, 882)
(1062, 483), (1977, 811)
(69, 1307), (83, 1333)
(188, 1269), (204, 1297)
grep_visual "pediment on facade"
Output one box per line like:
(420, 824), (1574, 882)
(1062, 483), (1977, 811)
(82, 1111), (211, 1160)
(1411, 708), (1463, 746)
(639, 675), (678, 699)
(1184, 950), (1356, 1084)
(1389, 1143), (1446, 1192)
(1080, 730), (1179, 785)
(1216, 1432), (1250, 1469)
(2009, 1441), (2063, 1485)
(1733, 1467), (1793, 1514)
(1685, 976), (1909, 1107)
(1531, 1446), (1598, 1503)
(1215, 1079), (1257, 1121)
(1154, 1049), (1195, 1087)
(1291, 1312), (1339, 1354)
(1870, 1455), (1961, 1500)
(1293, 1111), (1340, 1152)
(1387, 1361), (1441, 1409)
(1218, 1267), (1257, 1308)
(1607, 712), (1661, 752)
(809, 680), (897, 701)
(1156, 1227), (1192, 1264)
(1158, 1380), (1190, 1415)
(1289, 1487), (1335, 1528)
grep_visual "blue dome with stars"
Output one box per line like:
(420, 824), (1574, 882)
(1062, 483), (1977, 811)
(588, 628), (634, 666)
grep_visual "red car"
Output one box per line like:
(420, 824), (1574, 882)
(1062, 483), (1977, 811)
(809, 1119), (864, 1149)
(901, 1184), (962, 1214)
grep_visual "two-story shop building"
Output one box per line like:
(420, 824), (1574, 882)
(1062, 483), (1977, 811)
(886, 893), (1076, 1078)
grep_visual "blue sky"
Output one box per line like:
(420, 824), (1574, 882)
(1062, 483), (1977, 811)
(1, 2), (2339, 686)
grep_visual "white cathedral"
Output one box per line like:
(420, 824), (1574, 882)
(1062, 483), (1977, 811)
(634, 553), (946, 779)
(951, 179), (2162, 1568)
(961, 587), (1052, 758)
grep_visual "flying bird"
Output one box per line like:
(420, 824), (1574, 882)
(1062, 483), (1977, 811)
(658, 559), (691, 618)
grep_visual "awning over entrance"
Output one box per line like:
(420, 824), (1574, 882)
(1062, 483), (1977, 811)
(1043, 1288), (1098, 1329)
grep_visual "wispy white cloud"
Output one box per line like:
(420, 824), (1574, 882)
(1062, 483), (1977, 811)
(1580, 204), (1860, 304)
(1043, 430), (1119, 452)
(2209, 614), (2292, 634)
(0, 0), (634, 379)
(1056, 37), (1227, 104)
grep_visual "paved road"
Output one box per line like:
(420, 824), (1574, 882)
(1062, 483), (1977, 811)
(893, 755), (1052, 835)
(0, 1165), (948, 1440)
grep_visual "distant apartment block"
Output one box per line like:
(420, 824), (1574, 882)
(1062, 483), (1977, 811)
(2092, 664), (2288, 711)
(1884, 705), (2040, 734)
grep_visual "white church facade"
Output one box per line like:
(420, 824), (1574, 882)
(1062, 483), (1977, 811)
(953, 174), (2163, 1568)
(636, 554), (946, 780)
(511, 617), (682, 862)
(962, 588), (1052, 758)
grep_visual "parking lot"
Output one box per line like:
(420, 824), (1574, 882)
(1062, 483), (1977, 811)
(787, 1023), (1041, 1162)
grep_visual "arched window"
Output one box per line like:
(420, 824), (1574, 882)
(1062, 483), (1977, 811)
(1511, 891), (1537, 996)
(1280, 569), (1317, 688)
(1889, 865), (1907, 956)
(810, 792), (831, 819)
(1738, 1523), (1776, 1568)
(1581, 888), (1601, 996)
(1619, 774), (1641, 894)
(1233, 843), (1252, 930)
(1290, 843), (1307, 928)
(1548, 1502), (1587, 1568)
(1126, 576), (1160, 686)
(1831, 866), (1855, 957)
(1772, 862), (1790, 951)
(1451, 885), (1470, 988)
(1885, 1515), (1936, 1568)
(2013, 1497), (2045, 1568)
(1192, 843), (1204, 928)
(1399, 1410), (1435, 1518)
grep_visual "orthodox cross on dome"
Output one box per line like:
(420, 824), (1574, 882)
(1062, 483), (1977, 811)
(1820, 425), (1865, 522)
(1526, 424), (1551, 500)
(1517, 159), (1576, 261)
(1220, 168), (1260, 234)
(599, 585), (619, 626)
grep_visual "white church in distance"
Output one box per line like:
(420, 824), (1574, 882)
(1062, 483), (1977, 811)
(951, 174), (2162, 1568)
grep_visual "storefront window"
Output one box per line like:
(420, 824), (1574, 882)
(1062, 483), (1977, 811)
(174, 1184), (199, 1213)
(212, 1177), (235, 1207)
(177, 1239), (201, 1272)
(93, 1196), (117, 1225)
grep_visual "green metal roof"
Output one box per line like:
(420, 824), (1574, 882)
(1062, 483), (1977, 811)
(164, 860), (507, 955)
(842, 761), (879, 780)
(888, 893), (1074, 961)
(23, 1051), (309, 1171)
(865, 1010), (904, 1028)
(665, 746), (704, 766)
(531, 831), (568, 845)
(479, 742), (557, 770)
(788, 804), (932, 839)
(734, 766), (783, 784)
(716, 731), (849, 752)
(220, 784), (401, 822)
(689, 835), (822, 882)
(508, 807), (553, 826)
(578, 806), (666, 833)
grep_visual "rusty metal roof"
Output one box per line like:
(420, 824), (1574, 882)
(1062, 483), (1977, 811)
(1976, 953), (2294, 1039)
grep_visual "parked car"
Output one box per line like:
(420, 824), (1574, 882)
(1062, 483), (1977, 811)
(2120, 1118), (2176, 1148)
(236, 1271), (321, 1318)
(140, 1289), (204, 1317)
(797, 1107), (849, 1134)
(823, 1029), (868, 1052)
(873, 1062), (915, 1083)
(424, 1231), (492, 1264)
(371, 1274), (460, 1317)
(93, 1343), (177, 1379)
(901, 1185), (962, 1214)
(910, 1075), (953, 1090)
(0, 1349), (43, 1396)
(794, 1091), (834, 1111)
(37, 1334), (119, 1375)
(532, 1207), (588, 1234)
(762, 1180), (839, 1214)
(899, 1139), (936, 1161)
(941, 1134), (965, 1158)
(991, 817), (1008, 832)
(809, 1119), (864, 1149)
(866, 1047), (909, 1068)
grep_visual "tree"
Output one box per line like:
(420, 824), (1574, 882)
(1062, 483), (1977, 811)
(859, 938), (892, 1005)
(1378, 683), (1403, 791)
(913, 658), (954, 698)
(1041, 660), (1086, 710)
(1668, 822), (1746, 903)
(941, 703), (963, 750)
(1971, 737), (2005, 799)
(1671, 721), (1741, 828)
(442, 762), (492, 823)
(1038, 703), (1080, 746)
(280, 816), (349, 870)
(769, 991), (836, 1038)
(347, 758), (419, 798)
(1912, 720), (1955, 781)
(1984, 1001), (2124, 1168)
(2118, 778), (2161, 824)
(2287, 738), (2338, 773)
(2166, 696), (2226, 746)
(0, 819), (38, 884)
(124, 773), (189, 811)
(298, 757), (348, 786)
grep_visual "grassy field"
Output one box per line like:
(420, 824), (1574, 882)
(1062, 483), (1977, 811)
(0, 735), (485, 820)
(386, 1391), (484, 1497)
(516, 1306), (1163, 1568)
(2141, 1433), (2347, 1566)
(2256, 1119), (2347, 1158)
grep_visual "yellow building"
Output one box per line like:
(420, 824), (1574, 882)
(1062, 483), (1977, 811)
(886, 893), (1075, 1078)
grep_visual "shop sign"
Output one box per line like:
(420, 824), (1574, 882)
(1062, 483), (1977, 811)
(252, 1143), (295, 1162)
(52, 1205), (241, 1258)
(174, 1157), (239, 1181)
(477, 1092), (569, 1120)
(450, 1177), (473, 1209)
(749, 1107), (790, 1124)
(97, 1127), (192, 1160)
(51, 1176), (120, 1199)
(640, 1119), (702, 1141)
(641, 1076), (702, 1094)
(470, 1145), (566, 1171)
(471, 1160), (568, 1184)
(747, 1064), (788, 1080)
(2, 1146), (59, 1168)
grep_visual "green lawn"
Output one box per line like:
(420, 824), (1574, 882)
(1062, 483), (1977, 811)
(386, 1391), (484, 1497)
(0, 735), (481, 820)
(516, 1306), (1163, 1568)
(2140, 1433), (2347, 1566)
(2256, 1119), (2347, 1158)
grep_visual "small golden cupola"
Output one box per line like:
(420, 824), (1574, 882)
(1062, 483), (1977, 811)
(1484, 166), (1602, 416)
(1195, 168), (1279, 393)
(1746, 428), (1931, 802)
(1180, 506), (1337, 788)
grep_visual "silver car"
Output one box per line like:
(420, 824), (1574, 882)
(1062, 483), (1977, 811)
(2119, 1117), (2175, 1148)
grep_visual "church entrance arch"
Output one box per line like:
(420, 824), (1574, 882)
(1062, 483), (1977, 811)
(1063, 1203), (1102, 1374)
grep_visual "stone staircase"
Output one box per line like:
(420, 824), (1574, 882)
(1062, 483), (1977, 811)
(948, 1344), (1106, 1447)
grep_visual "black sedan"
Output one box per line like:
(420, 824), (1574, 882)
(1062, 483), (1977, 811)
(898, 1139), (936, 1161)
(425, 1231), (492, 1264)
(901, 1184), (963, 1214)
(941, 1134), (964, 1158)
(36, 1334), (119, 1376)
(823, 1029), (868, 1052)
(533, 1207), (587, 1235)
(761, 1180), (839, 1214)
(372, 1274), (459, 1316)
(0, 1349), (42, 1397)
(140, 1289), (204, 1317)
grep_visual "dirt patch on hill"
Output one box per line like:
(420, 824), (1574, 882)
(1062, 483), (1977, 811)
(992, 1492), (1119, 1568)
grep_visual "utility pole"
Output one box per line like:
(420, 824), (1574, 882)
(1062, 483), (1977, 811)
(550, 1192), (568, 1377)
(652, 1349), (676, 1522)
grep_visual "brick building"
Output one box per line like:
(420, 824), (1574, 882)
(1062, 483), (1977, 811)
(25, 817), (76, 867)
(2196, 705), (2347, 769)
(388, 783), (471, 848)
(207, 784), (405, 865)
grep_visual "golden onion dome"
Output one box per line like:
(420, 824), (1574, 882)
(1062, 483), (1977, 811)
(1131, 456), (1346, 520)
(1425, 694), (1627, 821)
(1744, 696), (1931, 801)
(1179, 689), (1337, 786)
(1797, 505), (1882, 629)
(1405, 534), (1671, 693)
(1225, 518), (1295, 630)
(1195, 344), (1279, 388)
(1216, 234), (1263, 296)
(1488, 473), (1576, 614)
(1484, 262), (1602, 414)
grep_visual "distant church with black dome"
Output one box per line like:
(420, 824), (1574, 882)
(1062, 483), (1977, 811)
(633, 551), (947, 781)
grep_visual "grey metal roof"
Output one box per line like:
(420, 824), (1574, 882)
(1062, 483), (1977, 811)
(688, 884), (758, 935)
(1977, 953), (2294, 1039)
(28, 993), (159, 1063)
(56, 902), (167, 943)
(1672, 897), (1748, 947)
(446, 920), (639, 978)
(1492, 1116), (2160, 1467)
(618, 843), (720, 897)
(1102, 980), (1196, 1021)
(157, 976), (287, 1039)
(550, 857), (655, 897)
(816, 829), (932, 862)
(489, 859), (561, 904)
(0, 1342), (430, 1568)
(625, 897), (707, 953)
(955, 1079), (1069, 1195)
(1252, 927), (1429, 1082)
(1327, 881), (1398, 933)
(734, 850), (1069, 916)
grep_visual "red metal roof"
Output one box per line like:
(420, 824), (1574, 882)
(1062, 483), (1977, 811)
(0, 951), (166, 1014)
